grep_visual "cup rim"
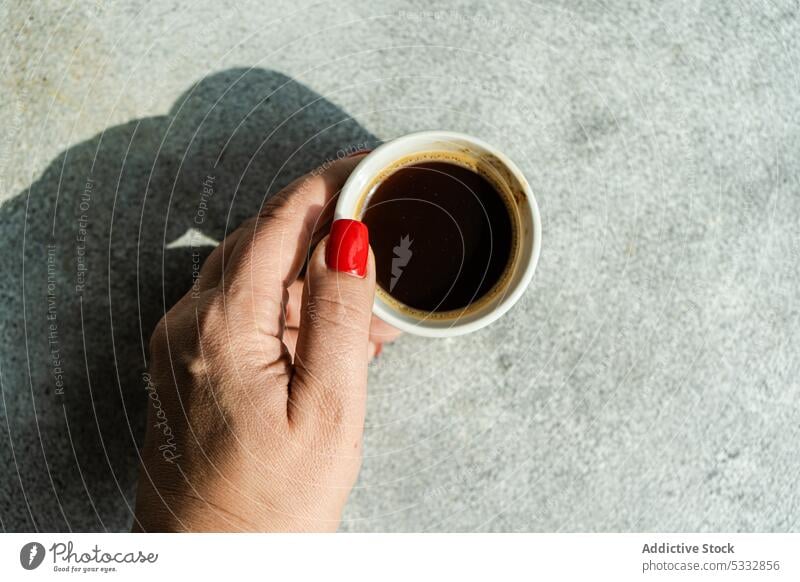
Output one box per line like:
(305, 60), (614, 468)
(335, 130), (541, 337)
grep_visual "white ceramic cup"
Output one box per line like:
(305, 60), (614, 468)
(335, 130), (541, 337)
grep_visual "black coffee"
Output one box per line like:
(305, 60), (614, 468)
(361, 160), (513, 312)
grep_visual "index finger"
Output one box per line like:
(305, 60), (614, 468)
(220, 155), (365, 338)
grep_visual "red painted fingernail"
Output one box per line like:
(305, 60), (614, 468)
(326, 219), (369, 278)
(374, 343), (383, 358)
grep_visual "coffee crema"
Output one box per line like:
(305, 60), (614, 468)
(360, 154), (517, 314)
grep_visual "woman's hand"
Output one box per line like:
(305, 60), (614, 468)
(134, 155), (399, 532)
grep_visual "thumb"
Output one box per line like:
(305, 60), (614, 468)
(290, 219), (375, 434)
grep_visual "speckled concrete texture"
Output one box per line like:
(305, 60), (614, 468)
(1, 0), (798, 532)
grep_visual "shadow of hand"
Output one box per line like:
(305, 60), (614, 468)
(0, 68), (377, 532)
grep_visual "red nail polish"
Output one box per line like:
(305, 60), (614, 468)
(374, 343), (383, 358)
(326, 219), (369, 278)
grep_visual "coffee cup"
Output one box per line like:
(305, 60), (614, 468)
(335, 131), (541, 337)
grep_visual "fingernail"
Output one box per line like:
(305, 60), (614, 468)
(374, 343), (383, 358)
(345, 149), (372, 158)
(326, 219), (369, 278)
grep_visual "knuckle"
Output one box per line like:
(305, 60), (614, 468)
(259, 189), (303, 226)
(308, 294), (369, 329)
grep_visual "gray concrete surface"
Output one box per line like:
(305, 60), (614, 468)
(1, 0), (798, 532)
